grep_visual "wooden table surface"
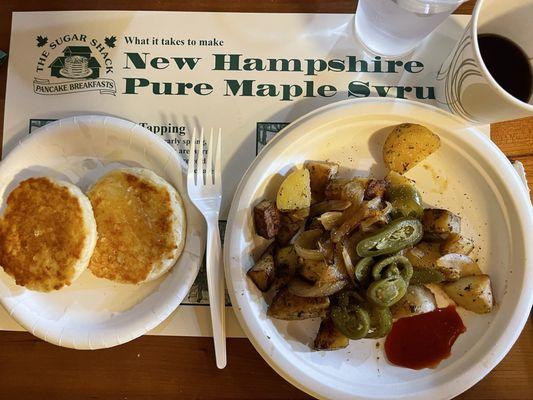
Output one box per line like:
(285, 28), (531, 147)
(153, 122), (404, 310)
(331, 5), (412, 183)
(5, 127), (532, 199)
(0, 1), (531, 399)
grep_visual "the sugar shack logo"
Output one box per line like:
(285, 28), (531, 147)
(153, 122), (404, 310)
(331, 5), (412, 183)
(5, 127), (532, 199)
(33, 33), (116, 95)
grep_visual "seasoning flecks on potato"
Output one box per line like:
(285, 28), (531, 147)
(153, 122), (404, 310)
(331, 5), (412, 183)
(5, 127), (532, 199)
(383, 123), (441, 174)
(276, 168), (311, 212)
(247, 247), (276, 292)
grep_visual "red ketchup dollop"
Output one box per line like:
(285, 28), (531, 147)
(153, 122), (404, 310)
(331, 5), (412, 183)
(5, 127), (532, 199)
(385, 306), (466, 370)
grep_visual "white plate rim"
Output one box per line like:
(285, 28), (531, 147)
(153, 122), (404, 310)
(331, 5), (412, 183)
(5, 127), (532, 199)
(0, 115), (205, 349)
(224, 97), (533, 400)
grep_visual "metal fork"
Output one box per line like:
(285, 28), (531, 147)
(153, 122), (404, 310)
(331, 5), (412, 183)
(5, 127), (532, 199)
(187, 127), (226, 369)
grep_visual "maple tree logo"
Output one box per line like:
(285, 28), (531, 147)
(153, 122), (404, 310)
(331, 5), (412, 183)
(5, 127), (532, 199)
(33, 33), (117, 96)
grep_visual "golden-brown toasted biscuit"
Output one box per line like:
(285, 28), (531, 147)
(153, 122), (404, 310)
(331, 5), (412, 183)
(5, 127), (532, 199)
(0, 177), (97, 292)
(87, 168), (186, 284)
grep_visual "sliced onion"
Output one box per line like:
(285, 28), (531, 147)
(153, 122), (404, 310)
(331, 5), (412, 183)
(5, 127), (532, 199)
(339, 244), (357, 285)
(360, 201), (393, 232)
(318, 236), (335, 264)
(381, 201), (393, 215)
(331, 198), (384, 243)
(294, 229), (325, 260)
(318, 211), (343, 231)
(366, 196), (383, 210)
(342, 180), (365, 207)
(390, 285), (437, 319)
(310, 200), (352, 218)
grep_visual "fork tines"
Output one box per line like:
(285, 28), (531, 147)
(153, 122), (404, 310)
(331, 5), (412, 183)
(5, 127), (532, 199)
(187, 128), (222, 189)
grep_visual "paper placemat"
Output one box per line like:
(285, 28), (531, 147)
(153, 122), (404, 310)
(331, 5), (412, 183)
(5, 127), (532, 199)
(1, 11), (497, 338)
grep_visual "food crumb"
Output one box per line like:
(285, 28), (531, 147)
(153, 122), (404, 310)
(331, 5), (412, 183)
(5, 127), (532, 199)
(137, 353), (141, 358)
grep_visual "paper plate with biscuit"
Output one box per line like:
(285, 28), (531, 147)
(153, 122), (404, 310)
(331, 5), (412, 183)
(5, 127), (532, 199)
(0, 115), (205, 349)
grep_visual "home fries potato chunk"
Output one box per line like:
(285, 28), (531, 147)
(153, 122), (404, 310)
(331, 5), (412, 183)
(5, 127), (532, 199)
(276, 169), (311, 211)
(383, 123), (441, 174)
(268, 287), (330, 320)
(305, 161), (339, 200)
(253, 200), (280, 239)
(314, 317), (349, 350)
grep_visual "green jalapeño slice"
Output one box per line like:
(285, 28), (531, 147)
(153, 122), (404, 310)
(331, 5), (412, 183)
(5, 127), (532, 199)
(356, 218), (423, 257)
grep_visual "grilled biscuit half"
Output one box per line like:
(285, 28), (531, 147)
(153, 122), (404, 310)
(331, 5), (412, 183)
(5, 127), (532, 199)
(0, 177), (97, 292)
(87, 168), (186, 284)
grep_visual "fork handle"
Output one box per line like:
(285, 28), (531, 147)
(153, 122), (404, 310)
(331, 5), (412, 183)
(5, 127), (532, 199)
(205, 216), (227, 369)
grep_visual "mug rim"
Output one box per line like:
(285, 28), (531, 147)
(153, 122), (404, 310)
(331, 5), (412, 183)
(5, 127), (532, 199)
(471, 0), (533, 111)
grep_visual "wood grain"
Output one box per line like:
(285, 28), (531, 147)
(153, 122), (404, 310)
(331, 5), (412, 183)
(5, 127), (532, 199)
(0, 1), (531, 399)
(0, 321), (531, 400)
(492, 118), (533, 158)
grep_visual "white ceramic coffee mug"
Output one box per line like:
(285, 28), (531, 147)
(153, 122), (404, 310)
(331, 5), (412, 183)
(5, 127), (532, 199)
(437, 0), (533, 124)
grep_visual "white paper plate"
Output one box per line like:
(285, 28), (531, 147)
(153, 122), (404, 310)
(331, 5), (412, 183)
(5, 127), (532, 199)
(224, 98), (533, 400)
(0, 115), (205, 349)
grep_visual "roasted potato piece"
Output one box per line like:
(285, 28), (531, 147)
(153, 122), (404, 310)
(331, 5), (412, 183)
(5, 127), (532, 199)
(276, 169), (311, 212)
(422, 208), (461, 241)
(440, 233), (475, 255)
(459, 258), (482, 277)
(270, 246), (298, 291)
(325, 179), (350, 200)
(276, 214), (302, 246)
(436, 253), (482, 280)
(267, 287), (330, 320)
(390, 285), (437, 319)
(253, 200), (281, 239)
(275, 245), (299, 270)
(288, 263), (348, 297)
(298, 258), (327, 282)
(247, 248), (275, 292)
(383, 123), (441, 174)
(405, 242), (441, 268)
(305, 161), (339, 200)
(364, 179), (389, 200)
(314, 317), (349, 350)
(443, 275), (493, 314)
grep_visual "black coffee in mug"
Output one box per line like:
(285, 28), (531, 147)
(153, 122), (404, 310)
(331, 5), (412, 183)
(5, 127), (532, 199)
(478, 34), (532, 103)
